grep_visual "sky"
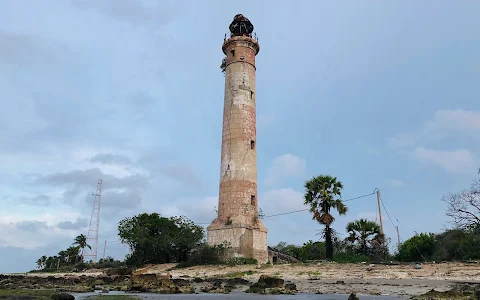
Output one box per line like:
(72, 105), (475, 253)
(0, 0), (479, 273)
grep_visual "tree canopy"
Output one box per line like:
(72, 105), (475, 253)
(118, 213), (204, 266)
(346, 218), (383, 255)
(304, 175), (347, 259)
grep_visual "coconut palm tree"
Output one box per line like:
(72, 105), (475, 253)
(346, 218), (382, 255)
(304, 175), (348, 259)
(66, 246), (81, 264)
(35, 258), (43, 269)
(73, 234), (91, 261)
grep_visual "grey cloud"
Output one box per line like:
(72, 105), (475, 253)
(0, 31), (60, 66)
(36, 168), (149, 190)
(71, 0), (183, 28)
(15, 221), (51, 233)
(56, 218), (88, 230)
(18, 195), (51, 206)
(100, 189), (142, 210)
(89, 153), (133, 165)
(128, 91), (156, 109)
(161, 164), (202, 189)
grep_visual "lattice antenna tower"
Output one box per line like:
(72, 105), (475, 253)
(83, 179), (102, 263)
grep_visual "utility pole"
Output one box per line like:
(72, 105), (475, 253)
(103, 240), (107, 261)
(376, 189), (384, 237)
(396, 226), (401, 249)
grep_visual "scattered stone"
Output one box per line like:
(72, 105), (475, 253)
(411, 288), (464, 299)
(257, 275), (284, 288)
(129, 273), (194, 294)
(51, 293), (74, 300)
(200, 283), (232, 294)
(245, 282), (266, 294)
(285, 282), (297, 291)
(415, 264), (422, 269)
(348, 293), (360, 300)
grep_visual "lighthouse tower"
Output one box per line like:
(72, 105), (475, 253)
(207, 14), (268, 263)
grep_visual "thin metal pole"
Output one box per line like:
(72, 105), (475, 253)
(103, 240), (107, 261)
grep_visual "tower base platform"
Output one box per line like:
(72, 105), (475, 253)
(207, 220), (268, 264)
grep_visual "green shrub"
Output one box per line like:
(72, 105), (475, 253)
(333, 252), (370, 263)
(225, 257), (257, 266)
(175, 243), (227, 268)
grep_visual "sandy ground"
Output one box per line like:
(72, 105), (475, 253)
(136, 262), (480, 297)
(5, 262), (480, 298)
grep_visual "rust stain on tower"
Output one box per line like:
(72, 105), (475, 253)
(207, 14), (268, 264)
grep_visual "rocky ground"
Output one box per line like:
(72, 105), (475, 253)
(1, 262), (479, 299)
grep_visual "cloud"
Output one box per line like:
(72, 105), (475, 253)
(175, 196), (218, 225)
(15, 221), (51, 233)
(15, 195), (51, 206)
(160, 164), (202, 189)
(261, 188), (304, 215)
(387, 178), (405, 188)
(425, 109), (480, 131)
(36, 168), (149, 190)
(89, 153), (133, 165)
(56, 218), (88, 230)
(71, 0), (183, 28)
(412, 147), (476, 173)
(101, 189), (143, 210)
(265, 154), (306, 186)
(387, 109), (480, 150)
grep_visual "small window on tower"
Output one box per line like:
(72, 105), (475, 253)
(250, 140), (255, 149)
(251, 195), (256, 206)
(230, 49), (235, 57)
(250, 91), (254, 99)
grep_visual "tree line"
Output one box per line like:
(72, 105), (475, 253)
(277, 171), (479, 263)
(395, 172), (480, 262)
(33, 170), (479, 270)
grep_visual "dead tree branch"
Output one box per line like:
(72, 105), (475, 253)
(443, 179), (480, 228)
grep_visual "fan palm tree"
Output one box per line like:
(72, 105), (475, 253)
(304, 175), (348, 259)
(73, 234), (91, 261)
(346, 218), (382, 255)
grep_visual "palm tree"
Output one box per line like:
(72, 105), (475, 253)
(304, 175), (347, 259)
(73, 234), (91, 261)
(35, 258), (43, 269)
(346, 219), (382, 255)
(66, 246), (81, 265)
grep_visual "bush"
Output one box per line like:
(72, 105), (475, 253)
(225, 257), (257, 266)
(175, 243), (227, 268)
(333, 252), (371, 263)
(90, 258), (125, 269)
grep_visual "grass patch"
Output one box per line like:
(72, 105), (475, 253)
(297, 271), (321, 276)
(333, 253), (371, 263)
(85, 296), (140, 300)
(224, 270), (255, 278)
(0, 289), (55, 300)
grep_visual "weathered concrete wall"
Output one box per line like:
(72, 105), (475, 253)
(207, 223), (268, 263)
(207, 33), (267, 263)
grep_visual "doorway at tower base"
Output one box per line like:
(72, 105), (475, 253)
(207, 223), (268, 264)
